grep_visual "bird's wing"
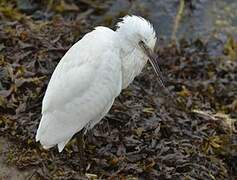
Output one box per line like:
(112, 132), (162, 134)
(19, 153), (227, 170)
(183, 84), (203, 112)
(36, 27), (122, 151)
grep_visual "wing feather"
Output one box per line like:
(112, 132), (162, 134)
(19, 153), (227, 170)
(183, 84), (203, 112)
(36, 27), (122, 151)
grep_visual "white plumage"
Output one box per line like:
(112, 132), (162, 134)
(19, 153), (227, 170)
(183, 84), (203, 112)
(36, 15), (157, 152)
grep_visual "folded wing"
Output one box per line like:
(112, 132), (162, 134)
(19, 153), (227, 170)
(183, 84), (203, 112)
(36, 27), (122, 152)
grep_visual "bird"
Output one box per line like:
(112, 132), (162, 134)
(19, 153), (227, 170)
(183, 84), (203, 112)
(36, 15), (167, 153)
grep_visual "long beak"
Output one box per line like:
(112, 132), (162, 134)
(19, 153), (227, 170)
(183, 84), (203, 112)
(139, 41), (172, 98)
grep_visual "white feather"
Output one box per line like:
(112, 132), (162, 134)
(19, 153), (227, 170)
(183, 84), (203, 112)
(36, 27), (122, 151)
(36, 15), (157, 152)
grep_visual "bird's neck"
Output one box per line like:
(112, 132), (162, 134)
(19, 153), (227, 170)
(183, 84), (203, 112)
(119, 43), (147, 89)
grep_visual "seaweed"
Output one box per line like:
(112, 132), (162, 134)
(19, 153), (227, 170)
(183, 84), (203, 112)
(0, 0), (236, 179)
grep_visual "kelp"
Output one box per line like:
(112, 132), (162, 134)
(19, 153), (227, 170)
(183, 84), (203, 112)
(0, 0), (236, 179)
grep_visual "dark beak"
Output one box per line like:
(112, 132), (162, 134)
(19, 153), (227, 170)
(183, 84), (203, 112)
(139, 41), (166, 89)
(139, 41), (173, 98)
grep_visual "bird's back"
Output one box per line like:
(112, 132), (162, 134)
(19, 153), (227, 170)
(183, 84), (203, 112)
(36, 27), (122, 152)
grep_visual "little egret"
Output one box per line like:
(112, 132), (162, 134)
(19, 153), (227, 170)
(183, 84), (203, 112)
(36, 15), (167, 153)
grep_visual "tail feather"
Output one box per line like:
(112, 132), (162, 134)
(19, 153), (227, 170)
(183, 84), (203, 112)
(57, 138), (71, 152)
(35, 112), (81, 152)
(36, 118), (46, 142)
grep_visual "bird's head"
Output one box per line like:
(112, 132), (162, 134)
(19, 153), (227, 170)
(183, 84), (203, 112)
(116, 15), (156, 51)
(116, 15), (167, 92)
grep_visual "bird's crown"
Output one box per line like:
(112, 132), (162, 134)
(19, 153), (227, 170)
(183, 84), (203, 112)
(116, 15), (157, 50)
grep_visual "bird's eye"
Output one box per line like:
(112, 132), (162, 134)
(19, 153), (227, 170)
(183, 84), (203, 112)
(139, 40), (145, 46)
(139, 40), (146, 49)
(139, 40), (148, 52)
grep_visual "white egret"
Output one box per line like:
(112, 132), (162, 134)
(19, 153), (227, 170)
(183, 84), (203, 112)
(36, 15), (167, 153)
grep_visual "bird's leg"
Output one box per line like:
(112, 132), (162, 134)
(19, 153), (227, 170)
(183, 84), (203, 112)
(106, 118), (111, 135)
(86, 129), (93, 143)
(77, 129), (86, 173)
(100, 117), (111, 135)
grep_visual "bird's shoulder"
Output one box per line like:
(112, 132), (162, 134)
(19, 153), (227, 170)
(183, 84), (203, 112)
(41, 27), (121, 113)
(59, 26), (116, 67)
